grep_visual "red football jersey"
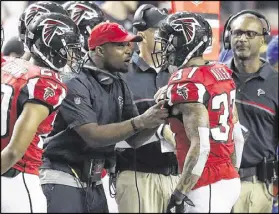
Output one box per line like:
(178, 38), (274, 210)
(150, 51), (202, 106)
(1, 58), (67, 175)
(1, 54), (5, 64)
(166, 63), (239, 189)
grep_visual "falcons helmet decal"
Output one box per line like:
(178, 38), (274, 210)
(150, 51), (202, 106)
(170, 18), (201, 44)
(25, 5), (50, 27)
(69, 3), (99, 25)
(39, 19), (71, 47)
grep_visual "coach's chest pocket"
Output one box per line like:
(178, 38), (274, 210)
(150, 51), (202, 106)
(93, 91), (123, 124)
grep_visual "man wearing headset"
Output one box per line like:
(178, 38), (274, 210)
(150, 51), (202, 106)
(222, 10), (278, 213)
(115, 4), (179, 213)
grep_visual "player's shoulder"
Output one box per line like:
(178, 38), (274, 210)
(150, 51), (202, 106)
(195, 62), (233, 85)
(168, 67), (201, 85)
(1, 57), (30, 79)
(168, 62), (234, 87)
(2, 58), (66, 89)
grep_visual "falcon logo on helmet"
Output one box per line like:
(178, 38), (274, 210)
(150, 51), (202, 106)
(170, 18), (201, 44)
(69, 3), (99, 25)
(40, 19), (71, 47)
(25, 5), (50, 27)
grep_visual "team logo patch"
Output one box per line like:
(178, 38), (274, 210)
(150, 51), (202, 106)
(177, 84), (189, 100)
(74, 96), (81, 105)
(69, 3), (99, 25)
(25, 5), (50, 26)
(39, 19), (71, 47)
(170, 17), (201, 44)
(43, 87), (55, 100)
(154, 8), (167, 16)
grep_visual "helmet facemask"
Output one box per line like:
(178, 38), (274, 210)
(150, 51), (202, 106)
(58, 39), (83, 73)
(151, 32), (175, 69)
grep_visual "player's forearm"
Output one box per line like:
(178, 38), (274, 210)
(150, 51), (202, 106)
(75, 119), (137, 149)
(1, 119), (37, 174)
(126, 127), (158, 149)
(176, 142), (201, 194)
(230, 145), (237, 170)
(233, 121), (245, 169)
(1, 147), (24, 174)
(175, 103), (210, 194)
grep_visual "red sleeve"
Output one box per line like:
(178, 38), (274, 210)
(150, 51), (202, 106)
(166, 81), (208, 106)
(26, 77), (67, 111)
(1, 54), (5, 64)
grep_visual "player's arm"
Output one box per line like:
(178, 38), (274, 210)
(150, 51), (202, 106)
(62, 79), (167, 149)
(231, 103), (245, 171)
(172, 102), (210, 201)
(74, 100), (167, 149)
(1, 102), (49, 175)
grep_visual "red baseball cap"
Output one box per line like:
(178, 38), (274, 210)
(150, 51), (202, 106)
(88, 22), (143, 50)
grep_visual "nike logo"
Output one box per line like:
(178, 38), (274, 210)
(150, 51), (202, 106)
(176, 83), (188, 89)
(48, 81), (58, 89)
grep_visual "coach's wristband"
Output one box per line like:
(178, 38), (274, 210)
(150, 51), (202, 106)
(131, 119), (139, 133)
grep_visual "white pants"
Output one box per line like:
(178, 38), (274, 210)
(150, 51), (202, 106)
(1, 172), (47, 213)
(185, 178), (241, 213)
(102, 174), (119, 213)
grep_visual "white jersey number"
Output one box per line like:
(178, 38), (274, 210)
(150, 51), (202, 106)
(1, 84), (13, 137)
(211, 89), (236, 142)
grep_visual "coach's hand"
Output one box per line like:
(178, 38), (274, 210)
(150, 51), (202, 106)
(134, 100), (169, 129)
(154, 85), (168, 103)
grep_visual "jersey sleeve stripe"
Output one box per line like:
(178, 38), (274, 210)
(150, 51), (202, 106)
(167, 84), (174, 106)
(53, 87), (67, 109)
(195, 83), (207, 103)
(26, 78), (40, 99)
(188, 67), (199, 78)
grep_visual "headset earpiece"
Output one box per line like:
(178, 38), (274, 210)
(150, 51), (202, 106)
(132, 4), (154, 32)
(223, 30), (232, 50)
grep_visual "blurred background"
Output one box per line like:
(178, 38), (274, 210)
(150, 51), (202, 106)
(1, 1), (278, 58)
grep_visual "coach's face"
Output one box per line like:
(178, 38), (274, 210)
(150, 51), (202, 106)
(230, 15), (264, 60)
(102, 42), (133, 73)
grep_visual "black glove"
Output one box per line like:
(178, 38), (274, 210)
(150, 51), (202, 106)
(166, 193), (195, 213)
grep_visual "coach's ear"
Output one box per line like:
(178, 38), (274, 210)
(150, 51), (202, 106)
(95, 46), (105, 58)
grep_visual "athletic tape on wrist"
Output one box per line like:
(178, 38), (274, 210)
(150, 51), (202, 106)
(233, 121), (245, 169)
(192, 127), (210, 176)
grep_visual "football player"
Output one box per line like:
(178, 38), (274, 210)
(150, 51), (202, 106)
(151, 12), (245, 212)
(18, 1), (69, 61)
(1, 13), (82, 212)
(63, 1), (105, 55)
(60, 1), (105, 81)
